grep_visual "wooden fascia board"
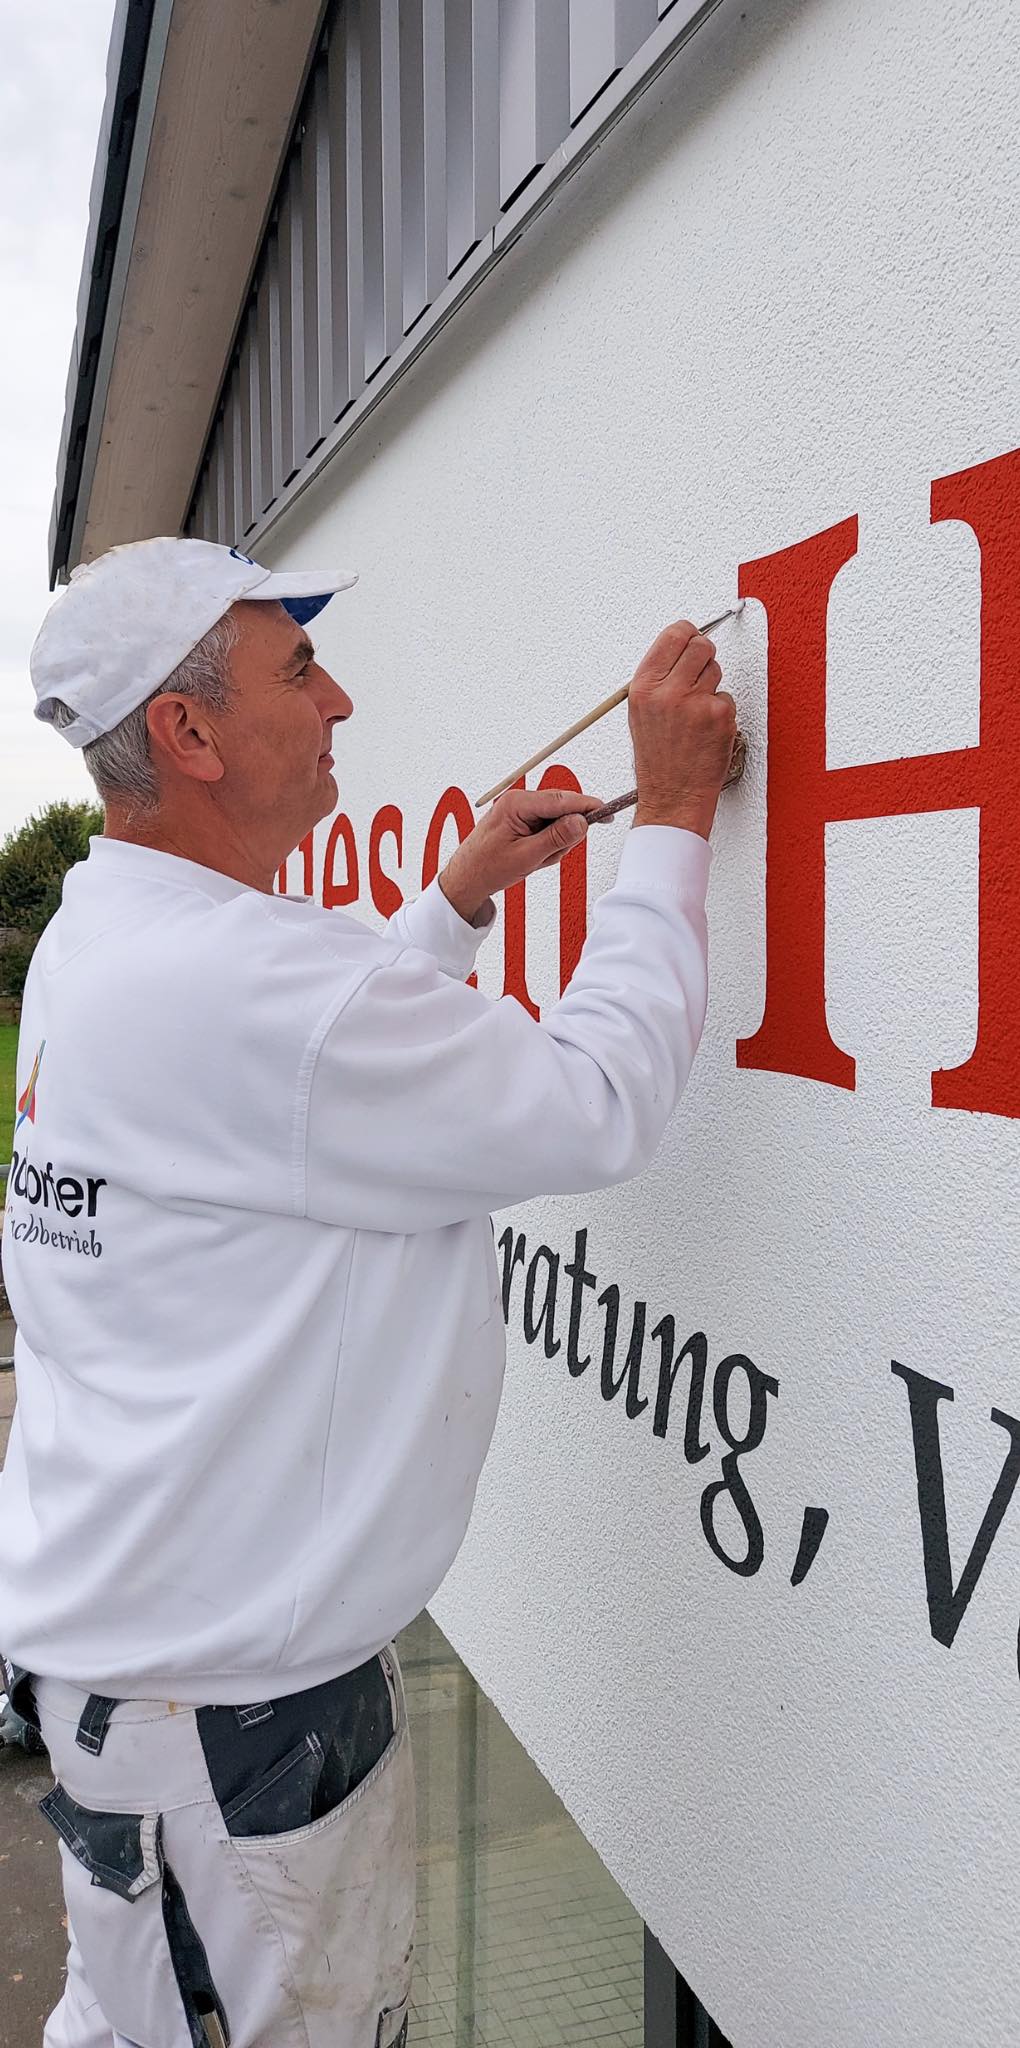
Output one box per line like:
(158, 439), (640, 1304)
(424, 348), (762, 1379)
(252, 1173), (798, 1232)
(79, 0), (328, 563)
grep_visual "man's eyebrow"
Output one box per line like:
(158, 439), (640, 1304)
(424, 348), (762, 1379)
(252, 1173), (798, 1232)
(281, 636), (316, 674)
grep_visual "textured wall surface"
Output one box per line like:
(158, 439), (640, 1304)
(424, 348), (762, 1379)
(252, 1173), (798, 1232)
(264, 1), (1020, 2038)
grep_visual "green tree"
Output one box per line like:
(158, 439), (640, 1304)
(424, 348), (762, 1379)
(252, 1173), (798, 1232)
(0, 800), (103, 998)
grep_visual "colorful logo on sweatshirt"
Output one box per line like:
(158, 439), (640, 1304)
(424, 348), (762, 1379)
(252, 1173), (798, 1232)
(15, 1040), (45, 1133)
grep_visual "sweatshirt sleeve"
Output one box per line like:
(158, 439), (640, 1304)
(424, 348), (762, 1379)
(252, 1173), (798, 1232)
(386, 875), (497, 980)
(302, 826), (710, 1232)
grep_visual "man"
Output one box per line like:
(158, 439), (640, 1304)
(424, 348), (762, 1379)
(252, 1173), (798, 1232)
(0, 537), (736, 2047)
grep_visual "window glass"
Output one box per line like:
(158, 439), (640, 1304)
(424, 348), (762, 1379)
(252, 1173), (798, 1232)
(398, 1610), (643, 2045)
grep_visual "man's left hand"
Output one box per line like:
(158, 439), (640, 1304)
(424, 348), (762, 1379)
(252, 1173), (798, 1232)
(438, 786), (606, 928)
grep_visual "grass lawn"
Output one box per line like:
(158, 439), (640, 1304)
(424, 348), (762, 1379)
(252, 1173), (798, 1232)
(0, 1021), (18, 1164)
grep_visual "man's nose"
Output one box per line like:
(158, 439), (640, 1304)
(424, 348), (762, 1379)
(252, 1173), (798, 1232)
(316, 668), (354, 722)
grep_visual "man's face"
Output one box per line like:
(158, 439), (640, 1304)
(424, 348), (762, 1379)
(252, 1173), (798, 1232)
(220, 600), (354, 851)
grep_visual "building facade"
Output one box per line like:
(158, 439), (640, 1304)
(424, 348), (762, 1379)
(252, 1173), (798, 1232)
(53, 3), (1020, 2042)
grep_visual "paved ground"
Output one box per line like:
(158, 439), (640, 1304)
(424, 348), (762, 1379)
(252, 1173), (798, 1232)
(0, 1741), (64, 2046)
(0, 1341), (643, 2047)
(1, 1319), (72, 2048)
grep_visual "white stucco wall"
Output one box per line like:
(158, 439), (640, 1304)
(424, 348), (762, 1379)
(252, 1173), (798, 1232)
(263, 1), (1020, 2039)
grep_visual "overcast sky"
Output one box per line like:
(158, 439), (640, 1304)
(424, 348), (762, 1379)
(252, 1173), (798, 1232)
(0, 0), (117, 839)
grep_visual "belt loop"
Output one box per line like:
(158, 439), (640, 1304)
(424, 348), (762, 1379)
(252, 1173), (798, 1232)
(75, 1693), (119, 1755)
(235, 1701), (274, 1729)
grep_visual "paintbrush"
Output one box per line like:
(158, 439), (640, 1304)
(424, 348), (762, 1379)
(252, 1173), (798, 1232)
(586, 728), (747, 823)
(475, 602), (746, 811)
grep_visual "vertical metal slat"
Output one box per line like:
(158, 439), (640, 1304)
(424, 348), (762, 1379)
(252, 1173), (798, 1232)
(265, 224), (285, 506)
(282, 162), (305, 477)
(361, 0), (384, 376)
(220, 392), (236, 546)
(399, 0), (427, 332)
(256, 242), (276, 513)
(618, 0), (660, 59)
(380, 0), (404, 355)
(200, 467), (214, 539)
(226, 377), (244, 545)
(281, 177), (301, 483)
(190, 465), (208, 539)
(213, 424), (228, 544)
(239, 304), (257, 535)
(362, 0), (403, 378)
(498, 0), (570, 209)
(569, 0), (658, 124)
(569, 0), (617, 126)
(232, 375), (245, 545)
(401, 0), (447, 330)
(300, 91), (319, 455)
(421, 0), (448, 302)
(327, 9), (358, 417)
(335, 0), (367, 405)
(445, 0), (499, 273)
(300, 59), (332, 455)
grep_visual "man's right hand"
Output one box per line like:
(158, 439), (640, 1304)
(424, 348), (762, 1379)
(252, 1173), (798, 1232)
(628, 620), (738, 840)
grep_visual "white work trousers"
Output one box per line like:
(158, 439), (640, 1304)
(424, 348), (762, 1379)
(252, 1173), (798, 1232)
(33, 1651), (416, 2048)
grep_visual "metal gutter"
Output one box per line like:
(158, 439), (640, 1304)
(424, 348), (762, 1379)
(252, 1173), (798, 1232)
(48, 0), (172, 587)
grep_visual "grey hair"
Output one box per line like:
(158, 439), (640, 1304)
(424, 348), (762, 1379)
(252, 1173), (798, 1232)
(50, 609), (241, 811)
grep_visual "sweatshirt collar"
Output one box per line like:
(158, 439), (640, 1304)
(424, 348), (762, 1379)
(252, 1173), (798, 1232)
(83, 835), (256, 904)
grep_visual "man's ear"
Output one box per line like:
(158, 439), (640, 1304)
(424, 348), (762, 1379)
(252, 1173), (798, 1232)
(146, 696), (226, 785)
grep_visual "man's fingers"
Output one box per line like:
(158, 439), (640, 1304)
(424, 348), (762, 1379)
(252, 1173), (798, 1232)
(632, 624), (721, 698)
(540, 812), (589, 853)
(515, 813), (591, 868)
(631, 619), (700, 686)
(689, 655), (723, 695)
(679, 635), (717, 689)
(499, 787), (606, 834)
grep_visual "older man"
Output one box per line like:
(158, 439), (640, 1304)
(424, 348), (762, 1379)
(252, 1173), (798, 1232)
(0, 537), (736, 2048)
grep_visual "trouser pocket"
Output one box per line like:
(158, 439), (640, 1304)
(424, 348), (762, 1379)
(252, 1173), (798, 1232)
(206, 1648), (416, 2048)
(41, 1784), (162, 1901)
(40, 1786), (228, 2048)
(198, 1651), (395, 1840)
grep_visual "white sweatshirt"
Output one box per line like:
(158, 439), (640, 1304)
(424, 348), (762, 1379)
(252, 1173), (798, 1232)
(0, 827), (709, 1702)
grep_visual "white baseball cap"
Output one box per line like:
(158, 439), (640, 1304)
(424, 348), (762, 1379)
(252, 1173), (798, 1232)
(30, 536), (358, 748)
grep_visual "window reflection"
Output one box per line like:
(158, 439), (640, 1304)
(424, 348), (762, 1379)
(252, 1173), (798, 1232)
(398, 1611), (643, 2046)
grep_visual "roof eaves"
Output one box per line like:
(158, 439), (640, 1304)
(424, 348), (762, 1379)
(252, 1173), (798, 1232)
(48, 0), (170, 587)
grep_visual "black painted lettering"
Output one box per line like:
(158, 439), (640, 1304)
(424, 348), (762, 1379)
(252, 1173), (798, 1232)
(563, 1229), (596, 1377)
(598, 1286), (649, 1419)
(651, 1323), (710, 1449)
(891, 1361), (1020, 1649)
(497, 1227), (528, 1322)
(85, 1177), (107, 1217)
(684, 1332), (711, 1464)
(523, 1246), (561, 1358)
(56, 1177), (83, 1218)
(700, 1353), (779, 1577)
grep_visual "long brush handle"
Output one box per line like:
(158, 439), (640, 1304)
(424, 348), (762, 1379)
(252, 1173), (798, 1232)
(475, 684), (630, 806)
(475, 603), (744, 807)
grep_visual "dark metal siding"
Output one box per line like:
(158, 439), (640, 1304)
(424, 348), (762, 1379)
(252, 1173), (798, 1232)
(186, 0), (718, 549)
